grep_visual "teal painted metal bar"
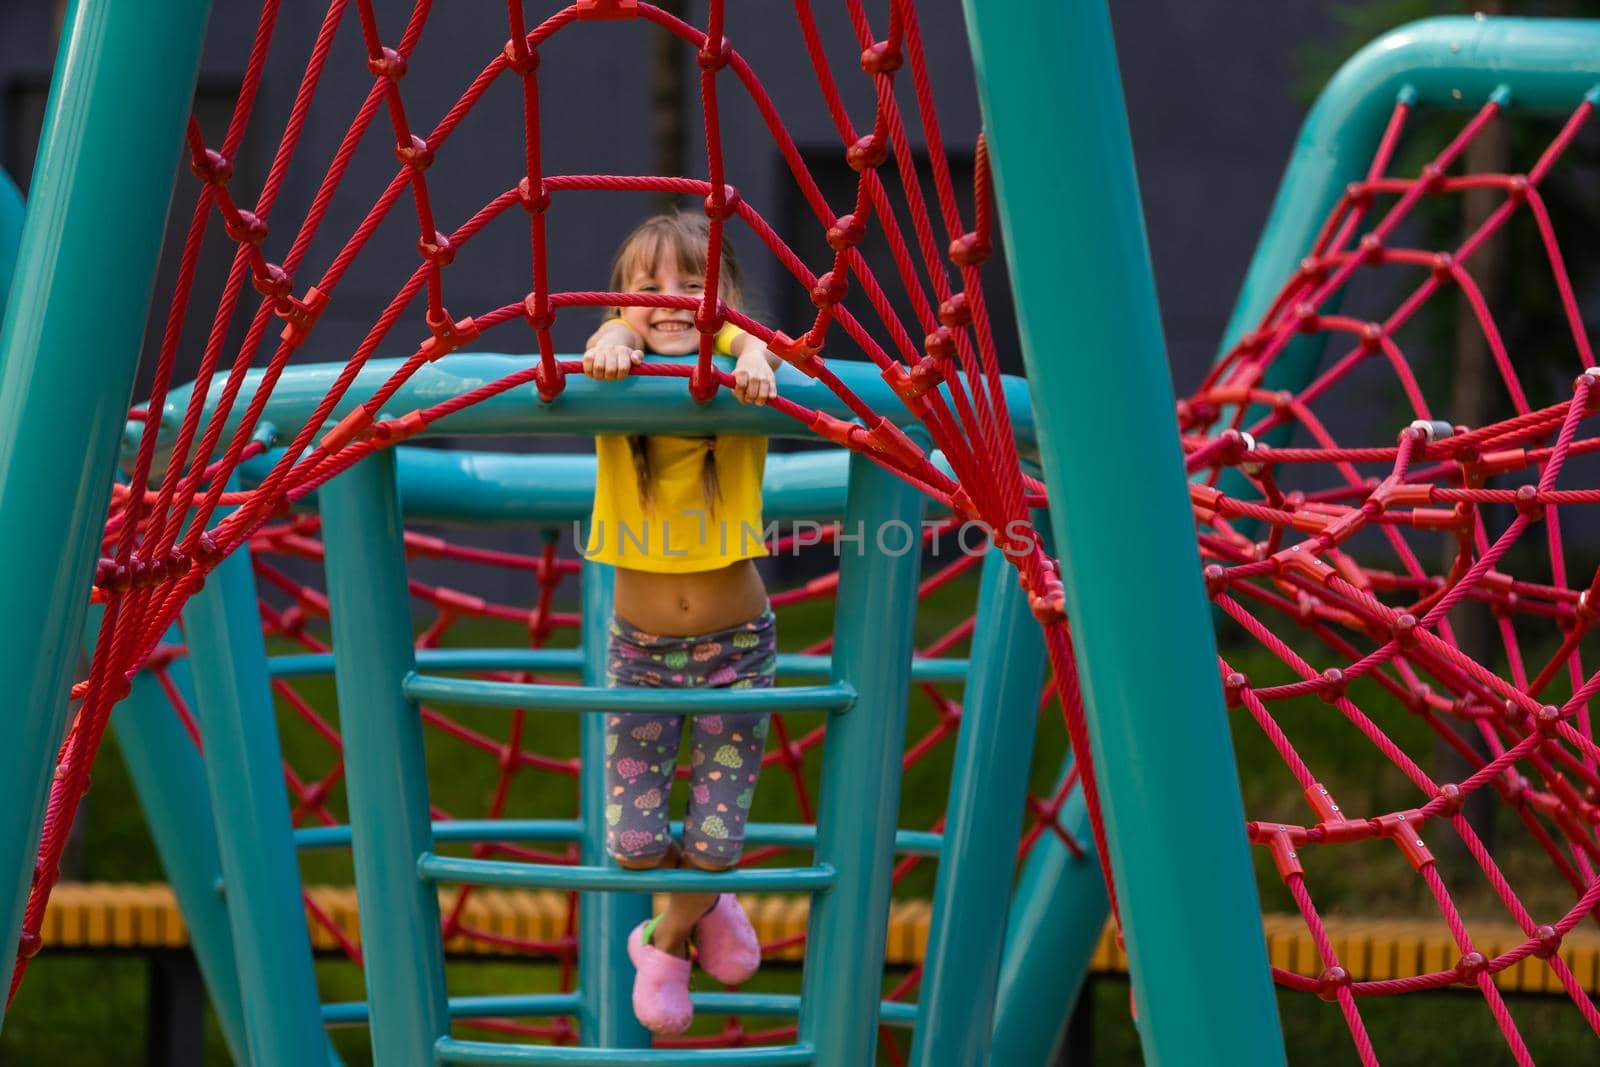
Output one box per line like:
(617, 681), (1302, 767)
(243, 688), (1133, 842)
(323, 993), (915, 1028)
(270, 647), (964, 684)
(321, 450), (451, 1067)
(298, 821), (942, 856)
(0, 0), (211, 1015)
(434, 1039), (817, 1066)
(419, 855), (836, 894)
(990, 779), (1108, 1066)
(272, 648), (584, 677)
(910, 547), (1048, 1067)
(322, 993), (583, 1025)
(697, 994), (914, 1027)
(403, 674), (855, 714)
(237, 446), (961, 526)
(797, 453), (926, 1064)
(962, 2), (1286, 1063)
(576, 559), (650, 1049)
(87, 616), (249, 1066)
(0, 168), (21, 315)
(180, 494), (329, 1065)
(126, 357), (1035, 463)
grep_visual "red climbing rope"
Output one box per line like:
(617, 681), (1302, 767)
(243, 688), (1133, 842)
(1190, 90), (1600, 1064)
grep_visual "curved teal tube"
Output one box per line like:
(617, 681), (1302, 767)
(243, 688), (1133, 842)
(1222, 16), (1600, 390)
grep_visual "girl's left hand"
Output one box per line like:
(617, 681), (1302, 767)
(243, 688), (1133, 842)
(732, 347), (778, 405)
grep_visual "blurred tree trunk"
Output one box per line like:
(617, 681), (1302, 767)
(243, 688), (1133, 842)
(651, 0), (687, 213)
(1436, 0), (1509, 880)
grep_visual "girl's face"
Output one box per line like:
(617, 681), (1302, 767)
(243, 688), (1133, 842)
(619, 255), (708, 356)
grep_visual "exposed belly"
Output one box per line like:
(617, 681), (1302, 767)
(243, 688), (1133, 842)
(611, 559), (768, 636)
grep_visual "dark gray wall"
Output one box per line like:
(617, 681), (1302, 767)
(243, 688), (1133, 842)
(0, 1), (1334, 399)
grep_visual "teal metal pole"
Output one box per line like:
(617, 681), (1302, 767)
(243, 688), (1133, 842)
(797, 453), (925, 1065)
(0, 169), (21, 316)
(962, 2), (1286, 1063)
(0, 0), (211, 1011)
(576, 557), (651, 1048)
(85, 616), (250, 1066)
(909, 548), (1047, 1067)
(181, 495), (329, 1065)
(990, 777), (1108, 1066)
(320, 450), (451, 1066)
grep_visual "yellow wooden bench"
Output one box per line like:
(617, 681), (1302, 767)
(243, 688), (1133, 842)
(39, 883), (1600, 995)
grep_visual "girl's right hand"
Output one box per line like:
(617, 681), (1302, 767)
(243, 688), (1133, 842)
(583, 342), (644, 381)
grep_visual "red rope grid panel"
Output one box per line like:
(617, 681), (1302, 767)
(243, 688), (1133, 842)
(12, 0), (1086, 1052)
(1188, 90), (1600, 1062)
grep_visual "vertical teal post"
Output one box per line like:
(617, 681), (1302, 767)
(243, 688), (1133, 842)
(0, 0), (211, 1008)
(0, 169), (22, 313)
(990, 777), (1107, 1065)
(962, 2), (1287, 1063)
(575, 558), (650, 1048)
(798, 454), (925, 1064)
(909, 548), (1047, 1067)
(93, 620), (250, 1066)
(181, 504), (329, 1066)
(321, 451), (451, 1066)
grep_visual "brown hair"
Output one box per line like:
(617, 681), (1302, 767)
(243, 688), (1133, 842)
(608, 213), (744, 512)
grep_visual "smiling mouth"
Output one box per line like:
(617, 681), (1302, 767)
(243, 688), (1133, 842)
(651, 321), (693, 334)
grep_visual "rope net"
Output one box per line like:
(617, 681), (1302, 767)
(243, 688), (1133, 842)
(9, 0), (1599, 1061)
(1188, 92), (1600, 1062)
(14, 0), (1081, 1057)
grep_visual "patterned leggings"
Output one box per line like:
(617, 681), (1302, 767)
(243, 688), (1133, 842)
(603, 609), (776, 868)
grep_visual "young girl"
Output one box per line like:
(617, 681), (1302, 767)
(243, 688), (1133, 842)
(582, 213), (781, 1035)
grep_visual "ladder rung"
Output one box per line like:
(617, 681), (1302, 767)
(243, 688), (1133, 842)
(778, 652), (968, 683)
(296, 820), (940, 857)
(418, 854), (836, 894)
(324, 992), (583, 1024)
(266, 648), (963, 683)
(297, 819), (585, 851)
(436, 1039), (816, 1065)
(326, 992), (914, 1030)
(404, 674), (856, 714)
(271, 648), (584, 678)
(691, 992), (917, 1029)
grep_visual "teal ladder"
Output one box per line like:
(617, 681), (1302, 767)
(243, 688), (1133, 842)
(319, 447), (931, 1065)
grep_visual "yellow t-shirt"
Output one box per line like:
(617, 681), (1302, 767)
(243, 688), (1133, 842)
(585, 323), (769, 573)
